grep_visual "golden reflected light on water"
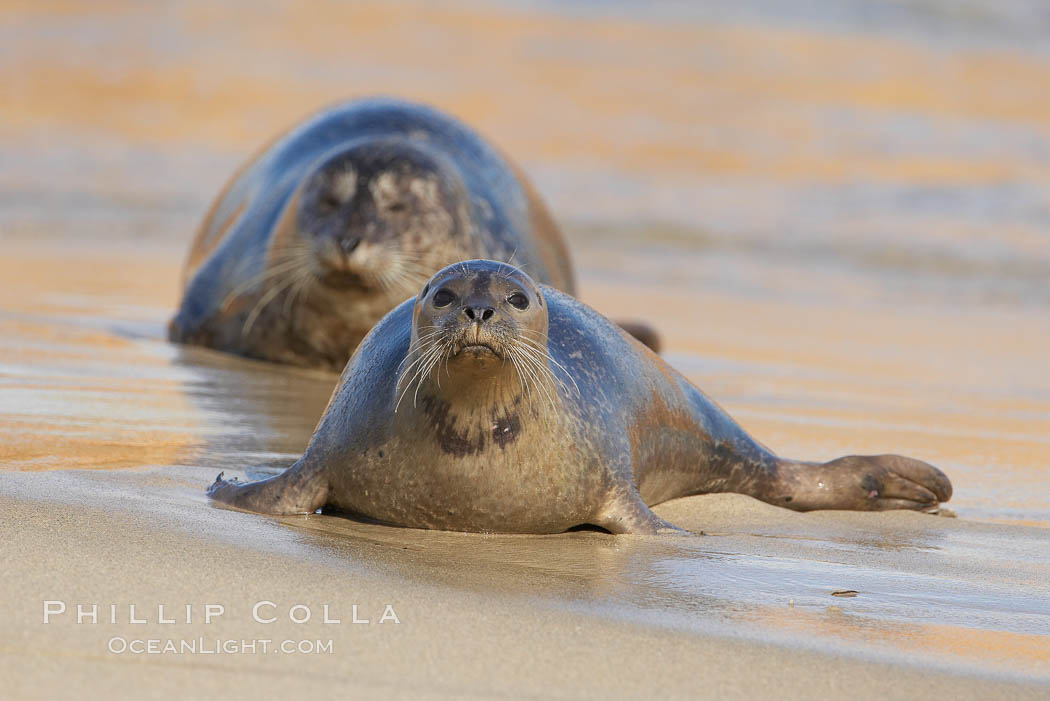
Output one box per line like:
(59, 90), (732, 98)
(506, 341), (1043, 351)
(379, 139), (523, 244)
(2, 0), (1049, 682)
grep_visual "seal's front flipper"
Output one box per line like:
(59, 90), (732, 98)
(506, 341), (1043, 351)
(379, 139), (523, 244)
(774, 454), (952, 512)
(207, 462), (329, 515)
(593, 490), (691, 535)
(616, 320), (662, 354)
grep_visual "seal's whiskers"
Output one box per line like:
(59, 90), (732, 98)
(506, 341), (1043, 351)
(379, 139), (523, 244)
(233, 242), (318, 339)
(508, 339), (557, 410)
(240, 273), (302, 339)
(220, 254), (307, 312)
(394, 336), (451, 412)
(518, 330), (581, 396)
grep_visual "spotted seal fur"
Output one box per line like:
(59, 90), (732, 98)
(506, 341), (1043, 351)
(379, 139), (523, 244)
(170, 97), (644, 371)
(207, 260), (952, 534)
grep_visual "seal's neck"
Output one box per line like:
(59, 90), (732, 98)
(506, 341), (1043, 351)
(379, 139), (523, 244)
(403, 364), (551, 458)
(395, 344), (564, 417)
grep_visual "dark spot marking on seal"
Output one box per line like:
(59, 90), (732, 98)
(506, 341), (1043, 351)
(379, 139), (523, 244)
(422, 396), (486, 457)
(492, 410), (521, 450)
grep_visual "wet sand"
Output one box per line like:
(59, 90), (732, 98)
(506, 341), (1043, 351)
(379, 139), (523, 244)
(3, 0), (1050, 697)
(2, 466), (1049, 700)
(2, 237), (1048, 697)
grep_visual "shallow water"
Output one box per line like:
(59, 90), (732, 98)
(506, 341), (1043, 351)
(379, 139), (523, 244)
(2, 0), (1049, 685)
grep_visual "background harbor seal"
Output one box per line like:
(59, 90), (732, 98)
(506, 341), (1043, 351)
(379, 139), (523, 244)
(169, 97), (657, 372)
(207, 260), (952, 534)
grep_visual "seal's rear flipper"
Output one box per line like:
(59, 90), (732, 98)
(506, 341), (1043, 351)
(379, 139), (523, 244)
(616, 320), (662, 354)
(772, 454), (952, 512)
(207, 462), (329, 515)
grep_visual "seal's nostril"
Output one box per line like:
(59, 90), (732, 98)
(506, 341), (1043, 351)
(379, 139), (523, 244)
(464, 308), (475, 320)
(340, 238), (360, 254)
(481, 308), (494, 321)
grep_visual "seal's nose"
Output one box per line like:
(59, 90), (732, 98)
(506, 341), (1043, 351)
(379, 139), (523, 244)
(463, 306), (495, 322)
(339, 237), (360, 256)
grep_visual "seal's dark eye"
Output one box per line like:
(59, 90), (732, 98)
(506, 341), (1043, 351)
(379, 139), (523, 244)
(386, 202), (407, 213)
(433, 289), (455, 308)
(507, 293), (529, 310)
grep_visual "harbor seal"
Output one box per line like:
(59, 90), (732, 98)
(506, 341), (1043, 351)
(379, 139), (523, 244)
(169, 97), (657, 371)
(207, 260), (952, 534)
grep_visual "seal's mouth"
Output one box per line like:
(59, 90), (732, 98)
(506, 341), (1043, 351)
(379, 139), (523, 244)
(454, 342), (500, 358)
(442, 323), (508, 362)
(318, 267), (372, 290)
(314, 240), (382, 291)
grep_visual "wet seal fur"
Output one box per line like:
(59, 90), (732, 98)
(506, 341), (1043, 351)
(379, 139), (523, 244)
(169, 97), (587, 372)
(207, 260), (952, 534)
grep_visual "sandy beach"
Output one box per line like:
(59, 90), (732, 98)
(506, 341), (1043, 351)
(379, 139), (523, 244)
(3, 466), (1049, 699)
(3, 0), (1050, 698)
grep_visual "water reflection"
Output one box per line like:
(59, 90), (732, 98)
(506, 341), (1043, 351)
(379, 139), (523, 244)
(168, 344), (333, 473)
(275, 503), (1050, 677)
(0, 246), (335, 473)
(4, 0), (1050, 682)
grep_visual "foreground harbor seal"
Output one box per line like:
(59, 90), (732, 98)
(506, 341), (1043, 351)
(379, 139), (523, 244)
(170, 97), (657, 371)
(208, 260), (952, 534)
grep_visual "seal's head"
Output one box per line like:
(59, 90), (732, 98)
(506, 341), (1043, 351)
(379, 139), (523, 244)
(293, 138), (472, 295)
(397, 260), (551, 406)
